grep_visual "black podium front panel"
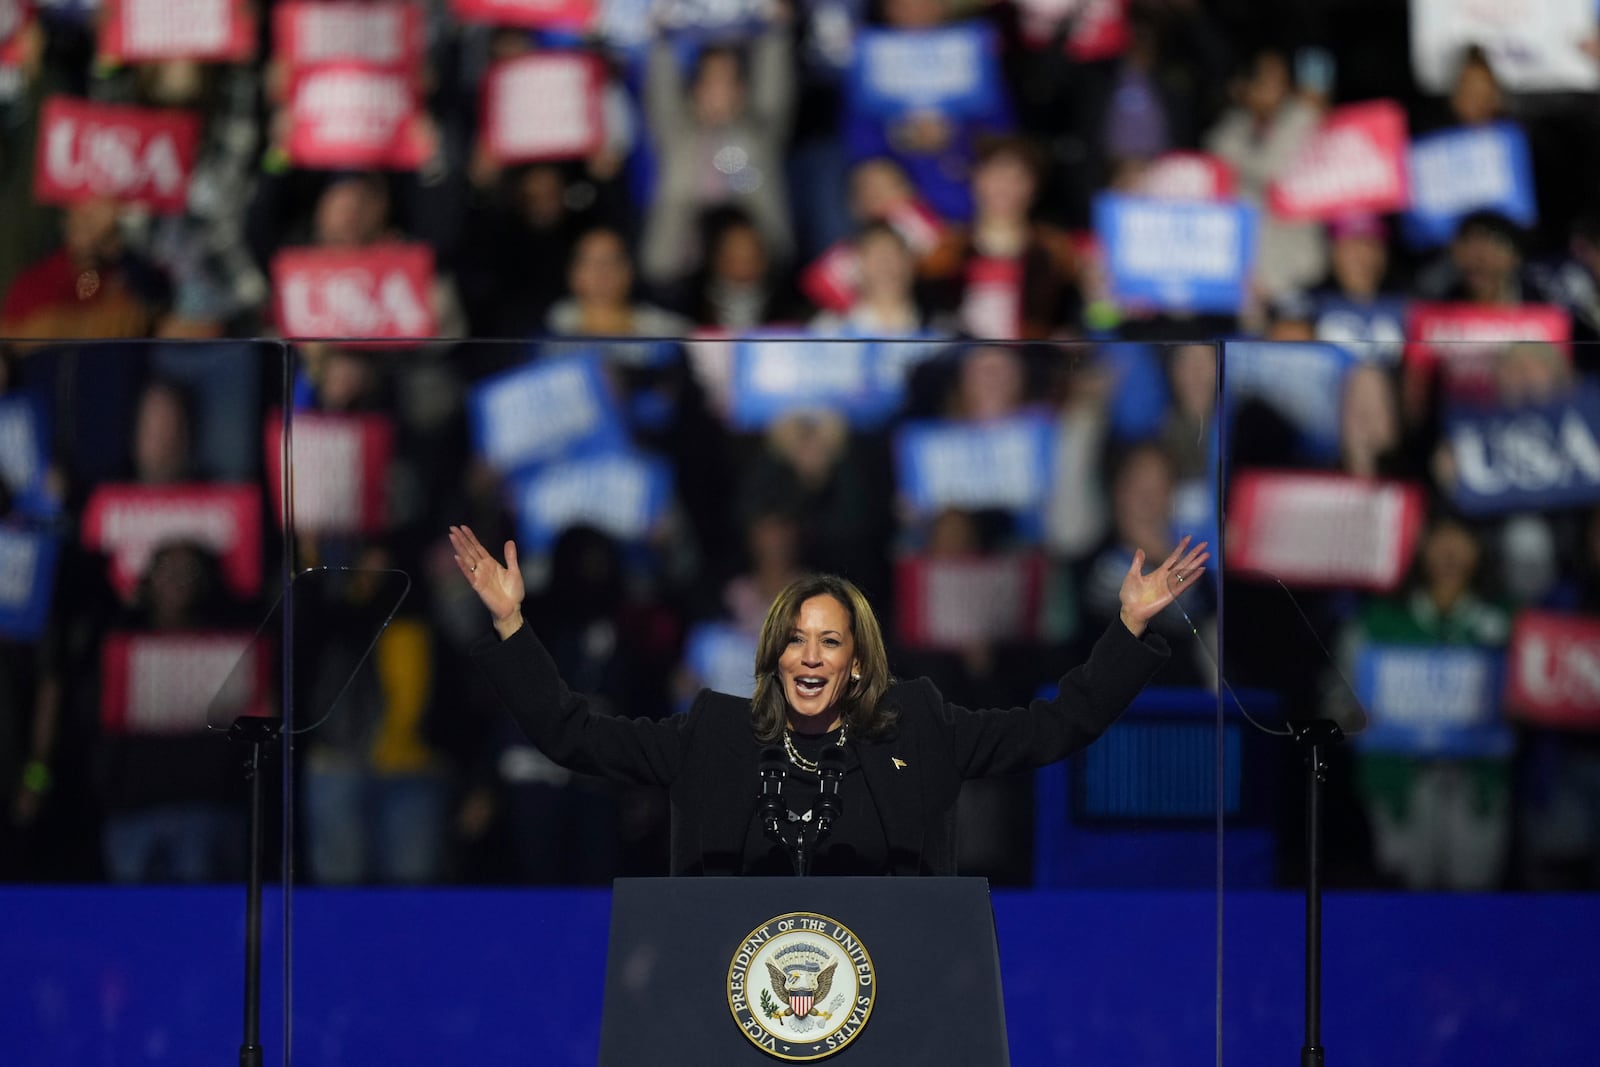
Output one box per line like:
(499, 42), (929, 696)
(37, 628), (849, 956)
(599, 877), (1009, 1066)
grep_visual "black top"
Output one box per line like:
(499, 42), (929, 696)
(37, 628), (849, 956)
(742, 732), (887, 875)
(472, 618), (1170, 876)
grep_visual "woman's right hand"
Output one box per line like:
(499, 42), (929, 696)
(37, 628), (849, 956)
(449, 525), (526, 638)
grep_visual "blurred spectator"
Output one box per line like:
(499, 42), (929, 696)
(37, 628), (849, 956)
(1337, 363), (1406, 480)
(1205, 47), (1326, 309)
(547, 226), (691, 339)
(96, 542), (246, 883)
(1312, 213), (1407, 363)
(129, 379), (195, 485)
(1442, 44), (1504, 130)
(947, 343), (1030, 420)
(736, 410), (887, 592)
(672, 205), (806, 330)
(249, 170), (467, 337)
(0, 197), (170, 341)
(1532, 211), (1600, 361)
(460, 162), (621, 339)
(1080, 440), (1211, 683)
(1416, 210), (1533, 306)
(810, 220), (935, 336)
(922, 136), (1080, 339)
(722, 508), (806, 633)
(93, 59), (267, 335)
(301, 549), (452, 885)
(640, 11), (796, 288)
(1342, 514), (1512, 891)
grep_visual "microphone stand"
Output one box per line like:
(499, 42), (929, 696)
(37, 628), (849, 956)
(1289, 718), (1344, 1067)
(227, 715), (280, 1067)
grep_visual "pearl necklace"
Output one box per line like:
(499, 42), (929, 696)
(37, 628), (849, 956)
(783, 724), (846, 774)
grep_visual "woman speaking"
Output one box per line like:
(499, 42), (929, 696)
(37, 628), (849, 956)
(449, 525), (1209, 877)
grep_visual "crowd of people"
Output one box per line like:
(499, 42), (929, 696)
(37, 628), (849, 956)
(3, 0), (1600, 891)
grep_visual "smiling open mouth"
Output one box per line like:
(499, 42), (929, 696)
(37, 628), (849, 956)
(794, 676), (827, 697)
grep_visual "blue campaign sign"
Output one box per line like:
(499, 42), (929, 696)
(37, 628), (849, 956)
(1314, 295), (1409, 364)
(849, 23), (1005, 120)
(654, 0), (770, 40)
(1224, 341), (1356, 462)
(681, 621), (759, 703)
(895, 415), (1057, 533)
(1354, 644), (1512, 758)
(1445, 386), (1600, 516)
(0, 526), (61, 642)
(1094, 195), (1257, 315)
(508, 450), (674, 551)
(468, 353), (630, 474)
(728, 335), (876, 430)
(0, 391), (58, 517)
(1403, 123), (1537, 249)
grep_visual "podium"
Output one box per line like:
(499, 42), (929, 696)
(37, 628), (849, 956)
(599, 878), (1010, 1065)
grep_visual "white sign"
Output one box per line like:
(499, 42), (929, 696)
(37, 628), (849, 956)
(1411, 0), (1600, 93)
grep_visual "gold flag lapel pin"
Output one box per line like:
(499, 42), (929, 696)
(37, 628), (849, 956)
(891, 757), (908, 770)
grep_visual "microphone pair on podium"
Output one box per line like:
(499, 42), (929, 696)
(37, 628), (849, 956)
(759, 746), (845, 850)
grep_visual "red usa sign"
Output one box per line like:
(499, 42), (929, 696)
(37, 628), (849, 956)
(1136, 152), (1235, 202)
(1268, 101), (1409, 221)
(1405, 302), (1570, 400)
(272, 243), (435, 341)
(274, 1), (423, 72)
(287, 63), (426, 169)
(482, 53), (604, 164)
(99, 0), (255, 64)
(1504, 611), (1600, 728)
(81, 483), (264, 601)
(101, 631), (269, 733)
(451, 0), (596, 31)
(895, 553), (1047, 649)
(34, 96), (200, 213)
(1226, 471), (1426, 591)
(265, 410), (395, 535)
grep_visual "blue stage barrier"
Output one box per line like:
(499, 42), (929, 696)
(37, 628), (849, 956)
(2, 886), (1594, 1065)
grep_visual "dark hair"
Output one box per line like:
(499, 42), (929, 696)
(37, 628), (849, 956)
(852, 218), (910, 253)
(749, 574), (897, 744)
(973, 134), (1046, 185)
(1455, 209), (1522, 253)
(1454, 43), (1497, 83)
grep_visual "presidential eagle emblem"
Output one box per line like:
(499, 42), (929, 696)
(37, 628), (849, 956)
(728, 912), (877, 1061)
(765, 945), (838, 1020)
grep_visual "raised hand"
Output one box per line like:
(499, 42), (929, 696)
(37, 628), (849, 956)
(448, 525), (526, 637)
(1118, 535), (1211, 637)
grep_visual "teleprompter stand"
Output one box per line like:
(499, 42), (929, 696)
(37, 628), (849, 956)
(1289, 718), (1344, 1067)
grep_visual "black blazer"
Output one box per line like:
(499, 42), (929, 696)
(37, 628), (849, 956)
(473, 620), (1170, 876)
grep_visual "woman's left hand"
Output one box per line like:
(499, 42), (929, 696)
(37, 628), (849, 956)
(1119, 536), (1211, 638)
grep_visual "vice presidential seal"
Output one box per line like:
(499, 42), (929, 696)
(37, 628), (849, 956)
(727, 911), (876, 1061)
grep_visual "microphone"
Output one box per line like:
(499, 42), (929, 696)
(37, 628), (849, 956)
(758, 746), (787, 837)
(814, 746), (846, 836)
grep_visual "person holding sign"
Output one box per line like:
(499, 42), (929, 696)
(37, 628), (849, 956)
(450, 523), (1208, 875)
